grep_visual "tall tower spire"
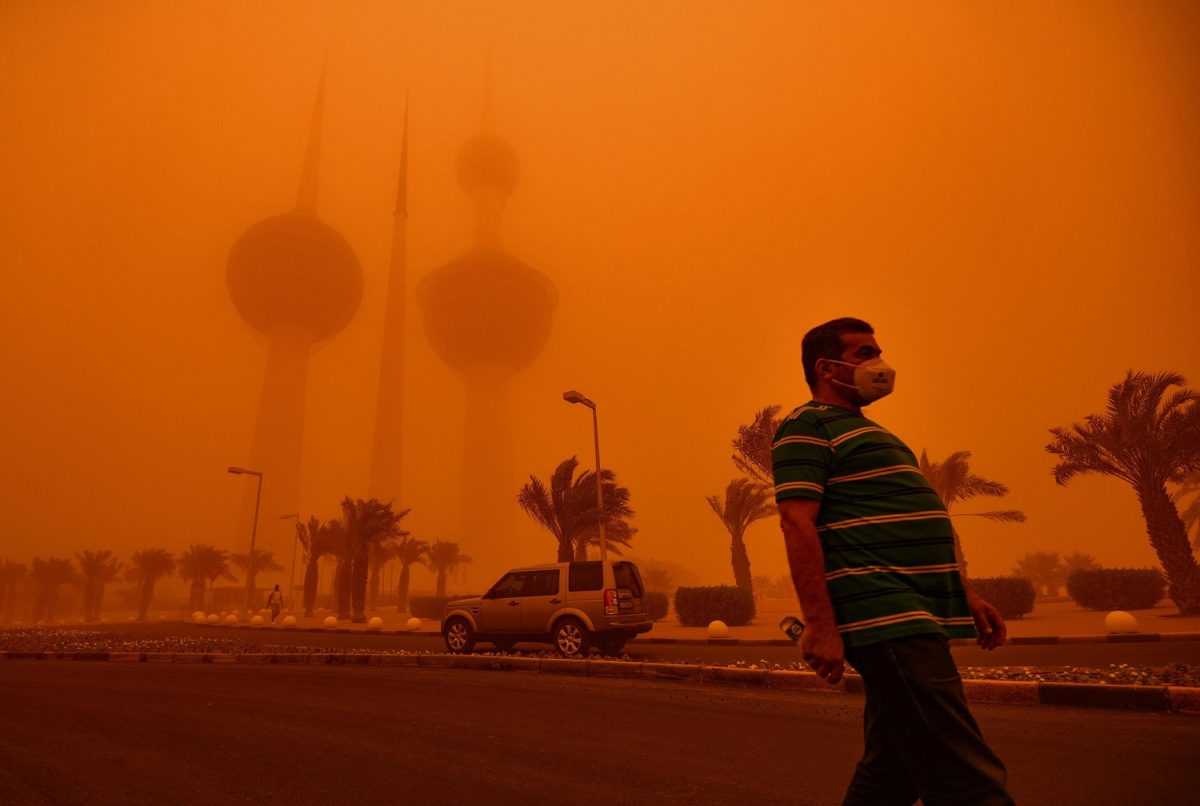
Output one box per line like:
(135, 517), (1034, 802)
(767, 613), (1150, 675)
(296, 57), (327, 215)
(368, 94), (411, 505)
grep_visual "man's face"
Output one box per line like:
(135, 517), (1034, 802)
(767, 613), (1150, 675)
(817, 332), (883, 405)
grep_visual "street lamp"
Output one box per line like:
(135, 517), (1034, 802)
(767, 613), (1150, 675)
(562, 390), (607, 564)
(281, 513), (300, 612)
(227, 466), (263, 611)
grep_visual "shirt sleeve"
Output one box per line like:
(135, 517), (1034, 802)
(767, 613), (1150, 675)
(771, 414), (833, 503)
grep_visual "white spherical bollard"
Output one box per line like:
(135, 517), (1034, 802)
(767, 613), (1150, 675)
(192, 611), (206, 623)
(323, 616), (338, 628)
(405, 617), (422, 631)
(206, 614), (219, 624)
(225, 614), (238, 625)
(250, 615), (264, 627)
(231, 609), (240, 616)
(282, 615), (297, 628)
(367, 617), (384, 630)
(707, 620), (730, 639)
(1105, 610), (1139, 634)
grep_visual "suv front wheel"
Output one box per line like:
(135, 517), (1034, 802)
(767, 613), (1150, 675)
(444, 617), (476, 654)
(553, 617), (591, 657)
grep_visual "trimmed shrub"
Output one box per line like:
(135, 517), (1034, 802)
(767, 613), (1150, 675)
(646, 591), (669, 621)
(674, 585), (756, 626)
(968, 577), (1036, 619)
(1067, 568), (1165, 611)
(409, 596), (477, 619)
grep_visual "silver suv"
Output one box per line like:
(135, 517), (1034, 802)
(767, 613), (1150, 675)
(441, 560), (652, 656)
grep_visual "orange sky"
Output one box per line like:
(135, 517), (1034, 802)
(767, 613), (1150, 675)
(2, 1), (1198, 595)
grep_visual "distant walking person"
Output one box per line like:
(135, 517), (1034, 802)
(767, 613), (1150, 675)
(266, 584), (284, 624)
(772, 318), (1014, 805)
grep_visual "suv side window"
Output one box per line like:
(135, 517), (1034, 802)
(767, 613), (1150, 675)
(528, 570), (560, 597)
(614, 563), (645, 596)
(569, 562), (603, 592)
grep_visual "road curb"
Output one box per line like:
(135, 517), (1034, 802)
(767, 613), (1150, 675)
(191, 623), (1200, 647)
(5, 649), (1197, 714)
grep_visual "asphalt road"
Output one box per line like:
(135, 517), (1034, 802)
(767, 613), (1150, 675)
(0, 662), (1196, 805)
(63, 621), (1200, 669)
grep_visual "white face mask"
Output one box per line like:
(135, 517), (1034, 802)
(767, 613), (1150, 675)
(824, 357), (896, 403)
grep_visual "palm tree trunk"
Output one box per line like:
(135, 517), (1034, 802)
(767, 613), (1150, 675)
(138, 581), (154, 621)
(351, 546), (369, 623)
(1139, 485), (1200, 615)
(81, 581), (94, 621)
(368, 563), (382, 611)
(44, 585), (59, 622)
(189, 579), (205, 612)
(95, 582), (107, 621)
(334, 558), (352, 621)
(397, 564), (412, 613)
(302, 557), (320, 617)
(436, 568), (447, 599)
(730, 532), (753, 592)
(572, 537), (587, 562)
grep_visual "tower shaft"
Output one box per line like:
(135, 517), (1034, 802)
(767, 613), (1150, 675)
(368, 103), (410, 504)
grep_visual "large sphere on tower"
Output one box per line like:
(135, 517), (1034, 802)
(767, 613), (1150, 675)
(227, 212), (363, 342)
(456, 133), (519, 197)
(417, 249), (557, 372)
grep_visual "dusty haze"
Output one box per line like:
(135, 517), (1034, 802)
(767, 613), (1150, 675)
(2, 1), (1198, 597)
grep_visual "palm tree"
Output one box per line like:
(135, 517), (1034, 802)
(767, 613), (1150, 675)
(177, 545), (233, 612)
(1047, 371), (1200, 613)
(30, 557), (76, 622)
(706, 478), (776, 594)
(230, 550), (283, 611)
(918, 450), (1027, 576)
(0, 560), (28, 624)
(394, 536), (430, 613)
(126, 549), (176, 621)
(1011, 551), (1063, 597)
(428, 541), (472, 598)
(340, 497), (407, 622)
(297, 517), (345, 617)
(731, 405), (783, 487)
(75, 550), (123, 621)
(1061, 551), (1100, 587)
(517, 457), (637, 562)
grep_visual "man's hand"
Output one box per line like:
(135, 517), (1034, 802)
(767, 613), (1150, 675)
(967, 590), (1007, 650)
(799, 624), (846, 684)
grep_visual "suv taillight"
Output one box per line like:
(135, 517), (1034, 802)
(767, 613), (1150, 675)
(604, 589), (618, 615)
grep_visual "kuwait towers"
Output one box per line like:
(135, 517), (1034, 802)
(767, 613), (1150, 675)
(417, 98), (558, 577)
(226, 68), (363, 565)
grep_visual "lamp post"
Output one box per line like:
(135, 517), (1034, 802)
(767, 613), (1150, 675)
(562, 390), (607, 564)
(227, 466), (263, 611)
(281, 513), (300, 612)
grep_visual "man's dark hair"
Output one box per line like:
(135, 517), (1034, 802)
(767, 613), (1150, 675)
(801, 317), (874, 390)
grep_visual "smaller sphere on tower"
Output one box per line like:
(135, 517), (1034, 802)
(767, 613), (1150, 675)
(456, 133), (519, 198)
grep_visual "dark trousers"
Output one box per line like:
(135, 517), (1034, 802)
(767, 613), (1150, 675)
(842, 633), (1013, 806)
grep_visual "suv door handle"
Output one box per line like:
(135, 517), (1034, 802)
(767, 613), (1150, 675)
(549, 599), (561, 604)
(507, 600), (520, 606)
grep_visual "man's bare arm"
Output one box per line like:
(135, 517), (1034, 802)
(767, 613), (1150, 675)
(779, 497), (845, 684)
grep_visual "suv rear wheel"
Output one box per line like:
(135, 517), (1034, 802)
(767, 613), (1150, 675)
(444, 617), (476, 654)
(553, 617), (591, 657)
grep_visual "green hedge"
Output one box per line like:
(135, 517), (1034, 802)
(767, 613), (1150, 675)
(646, 591), (669, 621)
(968, 577), (1036, 619)
(1067, 568), (1165, 611)
(409, 596), (474, 619)
(674, 585), (755, 626)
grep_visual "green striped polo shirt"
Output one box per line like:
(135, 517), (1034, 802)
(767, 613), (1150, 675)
(771, 401), (975, 647)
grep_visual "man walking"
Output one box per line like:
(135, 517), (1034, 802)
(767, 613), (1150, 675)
(266, 584), (284, 624)
(773, 317), (1013, 805)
